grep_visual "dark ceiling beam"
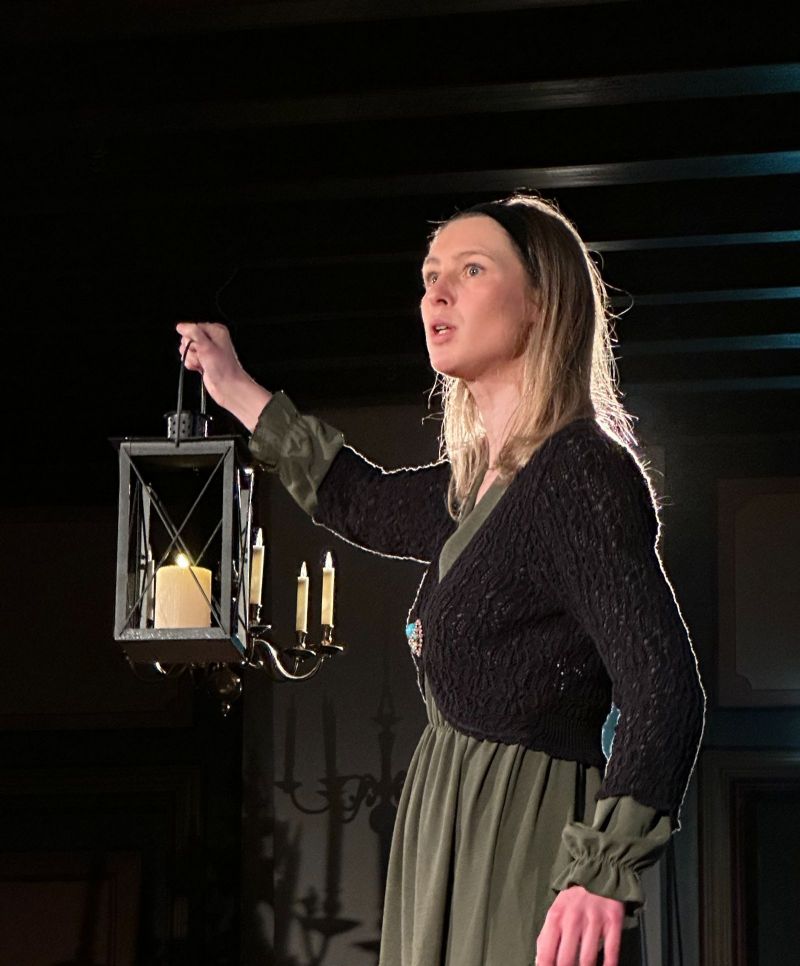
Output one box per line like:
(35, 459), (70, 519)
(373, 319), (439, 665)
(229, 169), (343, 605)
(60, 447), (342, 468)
(590, 230), (800, 252)
(620, 286), (800, 307)
(623, 334), (800, 356)
(277, 151), (800, 199)
(7, 64), (797, 139)
(1, 0), (633, 43)
(626, 376), (800, 392)
(10, 150), (800, 215)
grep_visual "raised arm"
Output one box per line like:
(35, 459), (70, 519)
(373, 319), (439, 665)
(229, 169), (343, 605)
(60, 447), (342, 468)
(313, 441), (454, 564)
(250, 391), (454, 563)
(176, 321), (455, 564)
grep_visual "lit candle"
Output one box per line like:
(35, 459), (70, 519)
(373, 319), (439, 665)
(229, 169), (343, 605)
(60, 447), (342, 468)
(154, 553), (212, 628)
(250, 528), (265, 607)
(321, 552), (335, 626)
(295, 561), (309, 633)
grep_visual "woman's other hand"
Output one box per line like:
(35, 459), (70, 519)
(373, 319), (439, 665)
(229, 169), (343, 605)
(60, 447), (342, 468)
(536, 885), (624, 966)
(175, 321), (272, 432)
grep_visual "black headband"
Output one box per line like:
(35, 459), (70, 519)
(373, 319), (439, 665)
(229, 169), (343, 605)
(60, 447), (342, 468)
(462, 201), (531, 264)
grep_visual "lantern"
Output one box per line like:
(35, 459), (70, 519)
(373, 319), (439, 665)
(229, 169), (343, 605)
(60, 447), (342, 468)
(113, 350), (344, 707)
(114, 427), (255, 665)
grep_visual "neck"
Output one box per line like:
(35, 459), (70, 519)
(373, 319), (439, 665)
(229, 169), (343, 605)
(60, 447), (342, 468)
(466, 369), (523, 469)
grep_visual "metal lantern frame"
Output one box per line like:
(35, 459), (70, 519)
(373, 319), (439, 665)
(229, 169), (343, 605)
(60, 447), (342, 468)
(114, 435), (254, 666)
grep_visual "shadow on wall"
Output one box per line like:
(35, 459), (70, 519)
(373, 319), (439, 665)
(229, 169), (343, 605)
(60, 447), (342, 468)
(262, 679), (406, 966)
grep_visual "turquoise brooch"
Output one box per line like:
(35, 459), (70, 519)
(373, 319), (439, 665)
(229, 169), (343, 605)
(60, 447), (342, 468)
(405, 619), (423, 657)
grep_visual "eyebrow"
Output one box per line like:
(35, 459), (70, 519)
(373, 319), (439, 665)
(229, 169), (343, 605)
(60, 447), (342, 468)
(422, 248), (498, 267)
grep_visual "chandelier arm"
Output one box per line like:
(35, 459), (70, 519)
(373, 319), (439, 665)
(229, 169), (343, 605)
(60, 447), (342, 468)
(253, 637), (325, 682)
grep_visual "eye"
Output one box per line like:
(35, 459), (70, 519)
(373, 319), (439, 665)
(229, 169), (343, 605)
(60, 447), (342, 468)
(466, 263), (483, 277)
(423, 271), (439, 287)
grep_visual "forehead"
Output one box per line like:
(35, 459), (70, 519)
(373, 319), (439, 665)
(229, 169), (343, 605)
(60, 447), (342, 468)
(425, 214), (518, 262)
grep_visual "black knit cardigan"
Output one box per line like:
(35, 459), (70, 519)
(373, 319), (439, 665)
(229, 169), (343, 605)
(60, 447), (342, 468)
(311, 416), (706, 820)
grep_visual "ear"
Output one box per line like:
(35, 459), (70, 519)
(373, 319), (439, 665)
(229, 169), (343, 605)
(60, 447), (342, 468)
(524, 282), (542, 315)
(514, 312), (536, 359)
(521, 289), (542, 339)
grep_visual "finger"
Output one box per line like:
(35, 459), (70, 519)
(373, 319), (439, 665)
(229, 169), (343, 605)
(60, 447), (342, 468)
(535, 915), (561, 966)
(578, 923), (602, 966)
(176, 321), (212, 345)
(179, 320), (230, 343)
(599, 922), (622, 966)
(180, 337), (196, 359)
(555, 928), (580, 966)
(178, 339), (202, 368)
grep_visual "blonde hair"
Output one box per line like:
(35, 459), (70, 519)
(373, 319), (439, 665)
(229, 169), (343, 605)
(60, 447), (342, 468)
(428, 194), (637, 519)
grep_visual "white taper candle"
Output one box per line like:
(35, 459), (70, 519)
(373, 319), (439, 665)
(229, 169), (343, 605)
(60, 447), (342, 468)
(321, 551), (335, 626)
(295, 561), (309, 633)
(250, 528), (265, 607)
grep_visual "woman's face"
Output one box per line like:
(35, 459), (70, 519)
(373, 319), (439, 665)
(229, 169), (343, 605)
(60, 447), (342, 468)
(420, 214), (535, 383)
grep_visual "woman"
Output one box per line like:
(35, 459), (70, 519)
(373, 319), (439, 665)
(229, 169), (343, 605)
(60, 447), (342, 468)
(177, 194), (705, 966)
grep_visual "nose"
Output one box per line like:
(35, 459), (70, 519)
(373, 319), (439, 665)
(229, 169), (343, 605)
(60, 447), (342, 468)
(424, 274), (454, 307)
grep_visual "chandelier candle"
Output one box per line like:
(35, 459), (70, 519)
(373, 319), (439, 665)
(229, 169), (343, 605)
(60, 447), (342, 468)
(321, 552), (335, 627)
(154, 553), (212, 628)
(295, 561), (309, 634)
(250, 528), (265, 608)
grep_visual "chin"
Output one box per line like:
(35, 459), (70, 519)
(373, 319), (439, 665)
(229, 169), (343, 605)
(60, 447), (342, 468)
(427, 350), (463, 379)
(430, 361), (463, 379)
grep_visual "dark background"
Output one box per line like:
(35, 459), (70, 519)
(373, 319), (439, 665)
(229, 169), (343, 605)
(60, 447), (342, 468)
(0, 1), (798, 964)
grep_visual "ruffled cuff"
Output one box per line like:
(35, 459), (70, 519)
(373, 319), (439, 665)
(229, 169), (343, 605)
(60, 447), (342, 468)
(550, 796), (675, 929)
(248, 391), (344, 515)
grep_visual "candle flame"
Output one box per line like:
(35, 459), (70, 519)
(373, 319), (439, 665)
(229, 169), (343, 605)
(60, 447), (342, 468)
(176, 553), (190, 569)
(324, 552), (333, 569)
(254, 528), (263, 548)
(300, 561), (307, 577)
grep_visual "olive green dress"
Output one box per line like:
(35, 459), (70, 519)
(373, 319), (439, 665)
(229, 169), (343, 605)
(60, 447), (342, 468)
(379, 474), (672, 966)
(250, 392), (676, 966)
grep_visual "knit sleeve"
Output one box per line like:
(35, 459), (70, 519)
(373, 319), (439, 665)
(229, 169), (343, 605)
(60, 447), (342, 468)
(550, 795), (674, 928)
(538, 429), (706, 819)
(249, 391), (455, 564)
(313, 445), (455, 564)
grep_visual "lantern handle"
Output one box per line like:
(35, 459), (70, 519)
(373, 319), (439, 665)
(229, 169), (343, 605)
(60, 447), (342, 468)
(175, 340), (207, 447)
